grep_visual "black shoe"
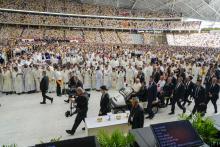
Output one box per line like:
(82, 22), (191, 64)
(183, 108), (186, 113)
(66, 130), (75, 135)
(169, 112), (174, 115)
(215, 110), (218, 114)
(51, 98), (53, 104)
(146, 115), (154, 119)
(40, 102), (46, 104)
(64, 99), (69, 103)
(82, 127), (85, 131)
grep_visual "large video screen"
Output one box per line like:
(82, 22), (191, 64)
(150, 120), (203, 147)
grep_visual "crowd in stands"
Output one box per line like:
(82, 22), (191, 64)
(1, 26), (220, 48)
(167, 33), (220, 48)
(0, 0), (180, 18)
(0, 12), (201, 30)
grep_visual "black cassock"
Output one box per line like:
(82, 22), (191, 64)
(99, 93), (110, 116)
(128, 104), (144, 129)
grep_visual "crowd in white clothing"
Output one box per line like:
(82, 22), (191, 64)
(0, 42), (220, 95)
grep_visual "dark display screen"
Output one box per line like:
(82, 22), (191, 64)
(150, 120), (204, 147)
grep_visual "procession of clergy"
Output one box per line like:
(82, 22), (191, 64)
(0, 45), (220, 115)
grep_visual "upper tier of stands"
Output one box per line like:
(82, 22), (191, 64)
(0, 0), (180, 18)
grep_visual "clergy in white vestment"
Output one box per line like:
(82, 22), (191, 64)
(47, 67), (56, 93)
(12, 67), (24, 94)
(192, 64), (200, 83)
(75, 67), (83, 83)
(83, 67), (92, 90)
(96, 66), (103, 91)
(116, 68), (125, 90)
(143, 64), (153, 85)
(2, 67), (13, 94)
(111, 68), (117, 90)
(126, 64), (134, 86)
(0, 69), (3, 92)
(132, 78), (142, 93)
(103, 66), (111, 89)
(33, 66), (41, 92)
(62, 67), (70, 91)
(23, 65), (35, 93)
(91, 67), (96, 90)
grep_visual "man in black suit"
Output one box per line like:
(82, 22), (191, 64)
(40, 71), (53, 104)
(206, 77), (220, 113)
(128, 97), (144, 129)
(169, 77), (186, 115)
(191, 78), (206, 115)
(146, 76), (157, 119)
(99, 85), (110, 116)
(66, 87), (88, 135)
(161, 77), (174, 106)
(182, 76), (194, 106)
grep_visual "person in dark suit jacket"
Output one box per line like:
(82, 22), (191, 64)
(191, 78), (206, 115)
(206, 77), (220, 113)
(99, 85), (110, 116)
(182, 76), (194, 106)
(128, 97), (144, 129)
(66, 87), (89, 135)
(146, 76), (157, 119)
(40, 71), (53, 104)
(169, 77), (186, 115)
(136, 68), (145, 84)
(161, 77), (174, 106)
(64, 76), (83, 103)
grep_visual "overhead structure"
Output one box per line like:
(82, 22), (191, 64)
(80, 0), (220, 21)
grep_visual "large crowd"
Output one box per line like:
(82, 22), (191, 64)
(0, 0), (180, 18)
(0, 12), (201, 30)
(0, 43), (219, 119)
(167, 33), (220, 48)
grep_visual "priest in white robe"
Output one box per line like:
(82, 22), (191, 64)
(23, 65), (35, 93)
(2, 68), (13, 94)
(12, 67), (24, 94)
(96, 67), (103, 91)
(83, 68), (92, 90)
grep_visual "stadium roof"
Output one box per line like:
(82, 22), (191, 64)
(81, 0), (220, 22)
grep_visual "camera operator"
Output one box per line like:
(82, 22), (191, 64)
(66, 87), (88, 135)
(64, 75), (83, 103)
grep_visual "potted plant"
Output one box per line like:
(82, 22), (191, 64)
(39, 136), (62, 144)
(2, 144), (17, 147)
(179, 113), (220, 146)
(97, 129), (135, 147)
